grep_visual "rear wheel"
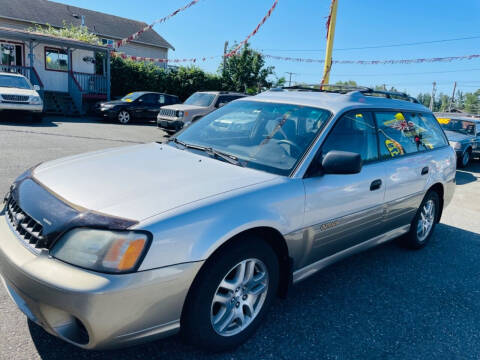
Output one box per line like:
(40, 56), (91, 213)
(181, 236), (279, 352)
(399, 191), (440, 249)
(118, 110), (131, 124)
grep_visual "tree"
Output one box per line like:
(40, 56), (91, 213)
(335, 80), (357, 87)
(464, 92), (480, 114)
(220, 43), (275, 94)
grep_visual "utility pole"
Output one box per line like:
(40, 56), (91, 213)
(285, 72), (296, 87)
(448, 81), (457, 112)
(222, 41), (229, 75)
(321, 0), (339, 88)
(429, 82), (436, 111)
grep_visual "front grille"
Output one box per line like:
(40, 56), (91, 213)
(159, 109), (177, 117)
(1, 94), (30, 102)
(5, 196), (46, 252)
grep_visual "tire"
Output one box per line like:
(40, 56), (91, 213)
(181, 236), (280, 352)
(117, 110), (131, 124)
(399, 191), (440, 249)
(458, 149), (471, 168)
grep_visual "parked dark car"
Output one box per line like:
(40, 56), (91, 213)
(96, 92), (180, 124)
(435, 113), (480, 167)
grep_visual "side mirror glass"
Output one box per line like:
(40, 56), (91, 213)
(321, 150), (362, 175)
(217, 102), (226, 108)
(33, 85), (41, 91)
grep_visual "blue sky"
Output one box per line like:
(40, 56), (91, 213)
(56, 0), (480, 96)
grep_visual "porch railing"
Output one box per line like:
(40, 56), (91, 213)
(72, 72), (108, 97)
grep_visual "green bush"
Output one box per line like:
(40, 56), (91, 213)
(110, 57), (223, 101)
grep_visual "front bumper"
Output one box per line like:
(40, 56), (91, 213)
(0, 103), (43, 113)
(0, 214), (203, 349)
(157, 117), (184, 132)
(95, 108), (118, 119)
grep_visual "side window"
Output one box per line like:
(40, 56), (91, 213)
(158, 95), (166, 104)
(376, 112), (420, 159)
(140, 94), (157, 104)
(410, 113), (448, 148)
(216, 95), (228, 107)
(322, 111), (378, 164)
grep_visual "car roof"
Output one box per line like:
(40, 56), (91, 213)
(196, 91), (246, 96)
(0, 71), (27, 78)
(240, 89), (430, 115)
(128, 91), (178, 97)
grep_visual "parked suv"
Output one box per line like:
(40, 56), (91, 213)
(435, 112), (480, 167)
(157, 91), (246, 133)
(0, 72), (43, 121)
(96, 92), (179, 124)
(0, 86), (455, 351)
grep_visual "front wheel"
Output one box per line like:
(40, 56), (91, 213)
(117, 110), (131, 124)
(181, 237), (279, 352)
(458, 149), (471, 168)
(399, 191), (440, 249)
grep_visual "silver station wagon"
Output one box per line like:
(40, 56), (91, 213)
(0, 85), (456, 351)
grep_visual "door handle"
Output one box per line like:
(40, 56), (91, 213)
(370, 179), (382, 191)
(421, 167), (429, 175)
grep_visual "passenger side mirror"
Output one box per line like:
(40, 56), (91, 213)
(217, 102), (227, 108)
(321, 150), (362, 175)
(33, 85), (40, 91)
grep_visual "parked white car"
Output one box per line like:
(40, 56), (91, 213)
(157, 91), (246, 133)
(0, 72), (43, 121)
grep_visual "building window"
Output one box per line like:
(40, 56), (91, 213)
(45, 47), (68, 71)
(101, 38), (114, 47)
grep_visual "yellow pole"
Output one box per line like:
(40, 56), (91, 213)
(321, 0), (339, 88)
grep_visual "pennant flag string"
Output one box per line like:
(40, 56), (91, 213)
(115, 0), (201, 48)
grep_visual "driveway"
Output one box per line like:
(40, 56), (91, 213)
(0, 117), (479, 360)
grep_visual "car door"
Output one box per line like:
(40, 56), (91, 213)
(133, 94), (157, 119)
(301, 110), (387, 266)
(374, 111), (442, 229)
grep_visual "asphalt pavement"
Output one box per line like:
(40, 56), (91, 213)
(0, 116), (479, 360)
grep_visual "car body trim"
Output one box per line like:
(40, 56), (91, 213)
(292, 224), (410, 283)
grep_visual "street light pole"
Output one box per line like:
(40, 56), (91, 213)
(321, 0), (339, 89)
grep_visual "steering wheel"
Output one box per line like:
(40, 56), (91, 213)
(276, 139), (302, 157)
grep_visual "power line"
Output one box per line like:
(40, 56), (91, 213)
(260, 35), (480, 52)
(293, 68), (480, 77)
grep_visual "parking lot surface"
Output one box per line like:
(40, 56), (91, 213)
(0, 117), (479, 360)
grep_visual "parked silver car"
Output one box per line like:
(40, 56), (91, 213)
(0, 86), (456, 351)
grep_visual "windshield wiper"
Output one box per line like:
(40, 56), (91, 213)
(170, 138), (242, 166)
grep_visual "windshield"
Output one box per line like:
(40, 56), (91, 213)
(174, 100), (331, 175)
(0, 75), (32, 89)
(441, 119), (476, 135)
(121, 92), (143, 102)
(184, 93), (216, 107)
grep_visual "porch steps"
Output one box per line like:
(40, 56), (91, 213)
(43, 92), (81, 116)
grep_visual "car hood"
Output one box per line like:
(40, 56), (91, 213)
(161, 104), (207, 111)
(0, 87), (38, 96)
(444, 130), (473, 142)
(32, 143), (277, 221)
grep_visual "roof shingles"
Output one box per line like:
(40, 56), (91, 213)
(0, 0), (174, 50)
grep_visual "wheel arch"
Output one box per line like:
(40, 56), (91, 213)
(428, 182), (444, 222)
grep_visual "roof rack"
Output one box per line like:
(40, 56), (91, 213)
(281, 84), (371, 94)
(358, 89), (420, 104)
(274, 84), (420, 104)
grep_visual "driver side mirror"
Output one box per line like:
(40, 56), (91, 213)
(321, 150), (363, 175)
(217, 102), (227, 108)
(33, 85), (41, 91)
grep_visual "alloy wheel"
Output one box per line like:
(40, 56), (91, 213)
(210, 258), (269, 337)
(118, 111), (130, 124)
(417, 199), (435, 242)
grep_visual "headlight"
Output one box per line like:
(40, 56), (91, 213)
(101, 104), (115, 110)
(176, 111), (184, 118)
(51, 229), (151, 273)
(449, 141), (462, 150)
(30, 96), (42, 105)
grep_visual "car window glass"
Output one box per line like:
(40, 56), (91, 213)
(322, 111), (378, 164)
(414, 113), (448, 147)
(216, 96), (228, 106)
(376, 112), (422, 159)
(140, 94), (158, 104)
(158, 95), (165, 104)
